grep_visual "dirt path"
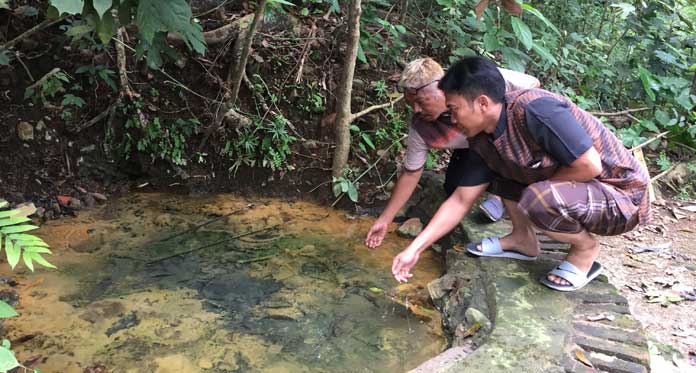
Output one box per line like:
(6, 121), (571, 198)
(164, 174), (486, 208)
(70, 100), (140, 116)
(598, 199), (696, 370)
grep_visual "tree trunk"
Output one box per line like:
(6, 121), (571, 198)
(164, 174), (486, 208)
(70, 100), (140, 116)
(331, 0), (362, 178)
(197, 0), (266, 151)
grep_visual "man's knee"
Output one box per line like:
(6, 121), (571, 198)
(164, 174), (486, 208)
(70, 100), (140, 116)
(519, 181), (554, 217)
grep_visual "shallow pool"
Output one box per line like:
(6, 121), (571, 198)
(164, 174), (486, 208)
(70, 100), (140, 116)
(2, 193), (445, 372)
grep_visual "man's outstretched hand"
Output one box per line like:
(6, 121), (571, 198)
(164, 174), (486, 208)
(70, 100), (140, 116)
(365, 220), (389, 249)
(391, 248), (420, 283)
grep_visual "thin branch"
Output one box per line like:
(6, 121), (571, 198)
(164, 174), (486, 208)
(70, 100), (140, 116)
(147, 224), (279, 264)
(294, 22), (317, 84)
(70, 101), (119, 133)
(651, 165), (676, 182)
(0, 15), (68, 50)
(349, 95), (403, 122)
(590, 107), (648, 116)
(157, 207), (247, 243)
(25, 68), (60, 93)
(14, 52), (34, 82)
(629, 131), (669, 152)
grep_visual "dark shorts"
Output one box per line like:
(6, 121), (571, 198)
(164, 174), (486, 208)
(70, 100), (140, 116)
(443, 149), (495, 197)
(518, 180), (639, 236)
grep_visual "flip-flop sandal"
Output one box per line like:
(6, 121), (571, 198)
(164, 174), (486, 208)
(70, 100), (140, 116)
(480, 197), (504, 222)
(540, 261), (603, 292)
(466, 236), (538, 261)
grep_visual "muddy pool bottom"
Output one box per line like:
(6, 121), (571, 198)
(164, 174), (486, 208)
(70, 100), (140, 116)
(2, 193), (446, 372)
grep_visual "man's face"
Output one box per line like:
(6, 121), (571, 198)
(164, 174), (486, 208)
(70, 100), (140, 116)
(445, 93), (487, 138)
(403, 81), (447, 122)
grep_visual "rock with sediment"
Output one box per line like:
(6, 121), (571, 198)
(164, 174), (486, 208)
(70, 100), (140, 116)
(397, 217), (423, 238)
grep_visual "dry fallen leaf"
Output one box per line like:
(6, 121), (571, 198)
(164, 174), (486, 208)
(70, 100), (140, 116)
(459, 322), (481, 338)
(452, 244), (465, 252)
(474, 0), (490, 26)
(575, 349), (594, 368)
(629, 242), (672, 254)
(587, 313), (616, 322)
(500, 0), (523, 15)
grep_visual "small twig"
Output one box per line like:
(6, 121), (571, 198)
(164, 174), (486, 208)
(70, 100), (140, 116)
(70, 101), (119, 133)
(25, 67), (60, 93)
(651, 165), (676, 182)
(14, 52), (34, 82)
(629, 131), (669, 151)
(147, 224), (278, 264)
(673, 141), (696, 153)
(157, 207), (246, 242)
(0, 15), (68, 50)
(349, 95), (403, 122)
(589, 107), (648, 116)
(294, 22), (317, 84)
(237, 254), (277, 264)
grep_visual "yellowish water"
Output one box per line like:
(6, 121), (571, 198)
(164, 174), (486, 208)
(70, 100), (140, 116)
(1, 193), (445, 372)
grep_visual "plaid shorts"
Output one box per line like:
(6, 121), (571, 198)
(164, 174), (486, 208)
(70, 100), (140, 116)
(518, 180), (639, 236)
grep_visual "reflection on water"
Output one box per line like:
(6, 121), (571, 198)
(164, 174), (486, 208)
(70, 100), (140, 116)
(1, 193), (445, 372)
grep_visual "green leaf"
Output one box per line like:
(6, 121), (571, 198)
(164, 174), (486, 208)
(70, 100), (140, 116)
(0, 0), (9, 9)
(0, 200), (7, 209)
(1, 339), (9, 349)
(511, 17), (533, 50)
(452, 47), (476, 57)
(356, 42), (367, 64)
(8, 234), (47, 245)
(269, 0), (295, 6)
(0, 301), (18, 319)
(23, 252), (57, 270)
(368, 287), (384, 294)
(23, 246), (52, 254)
(5, 238), (20, 270)
(21, 6), (39, 17)
(1, 225), (39, 234)
(676, 89), (694, 110)
(347, 184), (358, 203)
(50, 0), (85, 15)
(97, 11), (117, 44)
(0, 346), (19, 372)
(65, 24), (93, 36)
(531, 44), (557, 65)
(483, 32), (501, 52)
(639, 119), (659, 133)
(0, 217), (31, 227)
(349, 124), (360, 132)
(361, 133), (375, 150)
(340, 181), (349, 193)
(611, 3), (636, 18)
(137, 0), (206, 55)
(638, 67), (656, 101)
(655, 110), (671, 126)
(0, 50), (10, 66)
(93, 0), (112, 18)
(521, 4), (560, 35)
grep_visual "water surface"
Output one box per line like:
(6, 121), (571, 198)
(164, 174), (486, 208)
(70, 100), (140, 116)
(2, 193), (445, 372)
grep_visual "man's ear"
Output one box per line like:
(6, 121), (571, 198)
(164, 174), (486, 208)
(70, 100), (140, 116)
(475, 95), (491, 112)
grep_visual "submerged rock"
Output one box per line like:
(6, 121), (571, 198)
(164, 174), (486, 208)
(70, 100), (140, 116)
(17, 121), (33, 141)
(106, 311), (140, 336)
(464, 307), (491, 333)
(397, 217), (423, 238)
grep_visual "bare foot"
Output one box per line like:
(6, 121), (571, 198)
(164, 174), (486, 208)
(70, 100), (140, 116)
(547, 239), (599, 286)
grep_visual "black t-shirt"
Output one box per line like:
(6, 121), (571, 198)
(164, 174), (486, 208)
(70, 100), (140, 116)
(447, 97), (595, 194)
